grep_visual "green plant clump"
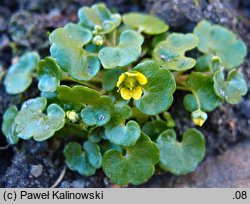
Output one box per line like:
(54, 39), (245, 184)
(2, 3), (248, 185)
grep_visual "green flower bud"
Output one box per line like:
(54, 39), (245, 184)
(94, 25), (103, 32)
(66, 111), (79, 123)
(92, 35), (104, 46)
(191, 110), (207, 126)
(163, 112), (175, 128)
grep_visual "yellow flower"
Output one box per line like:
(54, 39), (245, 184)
(191, 110), (207, 126)
(193, 118), (205, 126)
(117, 71), (148, 100)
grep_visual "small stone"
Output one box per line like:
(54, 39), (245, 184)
(30, 164), (43, 178)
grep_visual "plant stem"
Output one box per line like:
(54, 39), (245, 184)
(137, 27), (143, 33)
(105, 29), (117, 47)
(111, 29), (116, 47)
(175, 73), (188, 85)
(61, 74), (101, 91)
(155, 115), (161, 120)
(191, 89), (201, 110)
(89, 76), (102, 83)
(176, 85), (190, 91)
(176, 85), (201, 110)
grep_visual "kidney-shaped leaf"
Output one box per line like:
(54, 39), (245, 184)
(133, 60), (176, 115)
(78, 3), (121, 34)
(102, 133), (159, 185)
(157, 128), (205, 175)
(2, 106), (19, 144)
(123, 12), (169, 35)
(49, 23), (100, 81)
(194, 20), (247, 69)
(88, 127), (104, 143)
(57, 85), (114, 126)
(81, 95), (114, 126)
(142, 120), (168, 141)
(37, 57), (62, 92)
(15, 97), (65, 141)
(4, 52), (40, 94)
(105, 105), (141, 147)
(84, 140), (102, 169)
(153, 33), (198, 71)
(64, 141), (101, 176)
(57, 85), (100, 107)
(183, 72), (221, 112)
(98, 30), (144, 69)
(213, 69), (247, 104)
(195, 54), (213, 72)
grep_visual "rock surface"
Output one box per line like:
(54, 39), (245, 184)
(0, 0), (250, 187)
(142, 140), (250, 187)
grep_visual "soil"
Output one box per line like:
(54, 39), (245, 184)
(0, 0), (250, 187)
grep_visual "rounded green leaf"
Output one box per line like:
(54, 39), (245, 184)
(81, 96), (114, 126)
(142, 120), (168, 140)
(156, 128), (205, 175)
(194, 20), (247, 69)
(63, 142), (96, 176)
(105, 121), (140, 147)
(88, 127), (104, 143)
(78, 3), (121, 34)
(183, 72), (222, 112)
(57, 85), (114, 126)
(15, 97), (65, 141)
(102, 133), (159, 185)
(84, 141), (102, 169)
(153, 33), (198, 71)
(134, 60), (176, 115)
(4, 52), (40, 94)
(213, 69), (247, 104)
(37, 57), (62, 92)
(40, 91), (59, 104)
(57, 85), (100, 107)
(1, 106), (19, 144)
(98, 30), (144, 69)
(195, 54), (213, 72)
(123, 12), (169, 35)
(49, 23), (100, 81)
(152, 32), (169, 47)
(104, 105), (141, 147)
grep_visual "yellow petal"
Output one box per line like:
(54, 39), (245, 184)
(132, 86), (143, 100)
(125, 72), (137, 77)
(136, 72), (148, 85)
(121, 87), (132, 100)
(193, 118), (205, 126)
(117, 74), (125, 87)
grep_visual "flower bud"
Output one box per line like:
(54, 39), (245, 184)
(66, 111), (79, 123)
(191, 110), (207, 126)
(94, 25), (103, 32)
(163, 112), (175, 128)
(92, 35), (104, 46)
